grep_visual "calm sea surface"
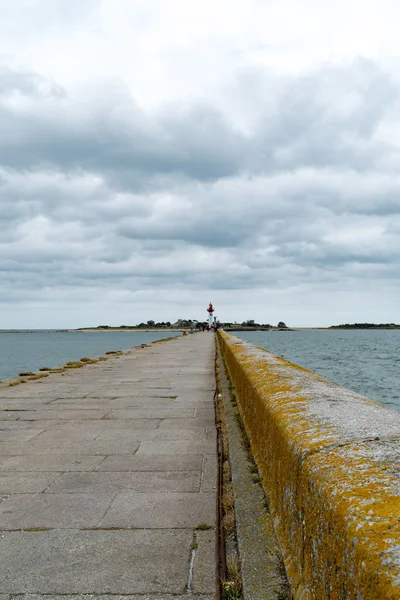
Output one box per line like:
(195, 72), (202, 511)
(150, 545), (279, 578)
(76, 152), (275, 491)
(0, 330), (180, 381)
(235, 330), (400, 413)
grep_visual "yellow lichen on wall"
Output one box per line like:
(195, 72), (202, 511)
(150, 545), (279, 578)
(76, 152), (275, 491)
(218, 330), (400, 600)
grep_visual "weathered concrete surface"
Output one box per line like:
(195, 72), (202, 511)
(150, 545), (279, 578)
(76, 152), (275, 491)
(0, 332), (217, 596)
(219, 330), (400, 600)
(216, 343), (291, 599)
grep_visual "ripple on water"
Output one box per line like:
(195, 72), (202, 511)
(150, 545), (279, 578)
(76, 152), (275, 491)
(236, 329), (400, 413)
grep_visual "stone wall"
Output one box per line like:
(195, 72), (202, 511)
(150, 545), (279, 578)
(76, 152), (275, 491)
(218, 330), (400, 599)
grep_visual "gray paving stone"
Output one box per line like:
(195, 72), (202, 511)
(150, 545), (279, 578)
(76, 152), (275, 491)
(101, 492), (215, 528)
(0, 333), (217, 595)
(17, 409), (108, 420)
(0, 472), (59, 493)
(201, 455), (218, 492)
(159, 417), (215, 429)
(0, 402), (51, 411)
(0, 493), (113, 529)
(102, 418), (159, 430)
(0, 429), (43, 442)
(195, 408), (216, 419)
(33, 428), (101, 442)
(0, 411), (21, 420)
(0, 420), (43, 429)
(105, 408), (196, 419)
(0, 441), (78, 456)
(98, 454), (203, 472)
(0, 454), (105, 472)
(93, 428), (208, 443)
(24, 418), (157, 430)
(87, 387), (173, 398)
(136, 439), (216, 455)
(0, 530), (192, 593)
(109, 397), (155, 408)
(13, 419), (102, 429)
(193, 531), (217, 594)
(18, 596), (215, 600)
(50, 400), (115, 409)
(82, 440), (141, 455)
(46, 471), (201, 494)
(171, 392), (215, 402)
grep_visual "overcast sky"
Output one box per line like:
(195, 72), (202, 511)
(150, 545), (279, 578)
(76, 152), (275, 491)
(1, 0), (400, 327)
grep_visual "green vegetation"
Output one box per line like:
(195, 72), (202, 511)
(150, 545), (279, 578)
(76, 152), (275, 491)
(330, 322), (400, 329)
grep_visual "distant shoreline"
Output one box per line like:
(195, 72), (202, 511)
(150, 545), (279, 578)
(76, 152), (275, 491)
(72, 325), (400, 333)
(71, 328), (183, 333)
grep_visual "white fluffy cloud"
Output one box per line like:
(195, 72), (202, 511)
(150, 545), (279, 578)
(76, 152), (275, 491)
(1, 0), (400, 327)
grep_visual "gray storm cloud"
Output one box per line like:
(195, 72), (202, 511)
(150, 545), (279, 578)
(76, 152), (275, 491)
(1, 53), (400, 326)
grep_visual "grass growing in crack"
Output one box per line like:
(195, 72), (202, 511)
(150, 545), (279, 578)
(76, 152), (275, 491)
(190, 541), (199, 550)
(223, 459), (232, 481)
(222, 484), (234, 512)
(226, 555), (242, 597)
(234, 411), (251, 454)
(222, 511), (235, 532)
(80, 357), (98, 364)
(222, 579), (241, 600)
(28, 373), (49, 380)
(64, 361), (85, 369)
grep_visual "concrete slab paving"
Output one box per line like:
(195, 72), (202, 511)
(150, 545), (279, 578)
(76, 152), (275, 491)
(93, 428), (208, 442)
(17, 409), (109, 420)
(101, 491), (215, 528)
(136, 439), (216, 455)
(105, 407), (196, 419)
(159, 417), (215, 429)
(45, 471), (201, 494)
(98, 453), (203, 472)
(0, 454), (105, 472)
(201, 455), (218, 493)
(0, 429), (43, 442)
(0, 530), (192, 594)
(193, 531), (217, 594)
(18, 596), (215, 600)
(0, 332), (217, 597)
(0, 411), (21, 420)
(0, 492), (114, 529)
(0, 472), (59, 493)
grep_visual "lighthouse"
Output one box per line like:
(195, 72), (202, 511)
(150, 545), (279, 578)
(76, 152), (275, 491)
(207, 302), (215, 328)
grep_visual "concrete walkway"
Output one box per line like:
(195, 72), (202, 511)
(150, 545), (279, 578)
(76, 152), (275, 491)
(0, 332), (217, 599)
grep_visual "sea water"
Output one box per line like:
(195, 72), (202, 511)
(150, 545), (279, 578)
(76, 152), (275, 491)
(0, 330), (180, 381)
(235, 329), (400, 412)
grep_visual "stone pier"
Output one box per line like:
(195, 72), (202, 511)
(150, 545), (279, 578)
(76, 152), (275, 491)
(0, 332), (217, 599)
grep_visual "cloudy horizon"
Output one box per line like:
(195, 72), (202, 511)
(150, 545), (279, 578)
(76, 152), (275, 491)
(2, 0), (400, 328)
